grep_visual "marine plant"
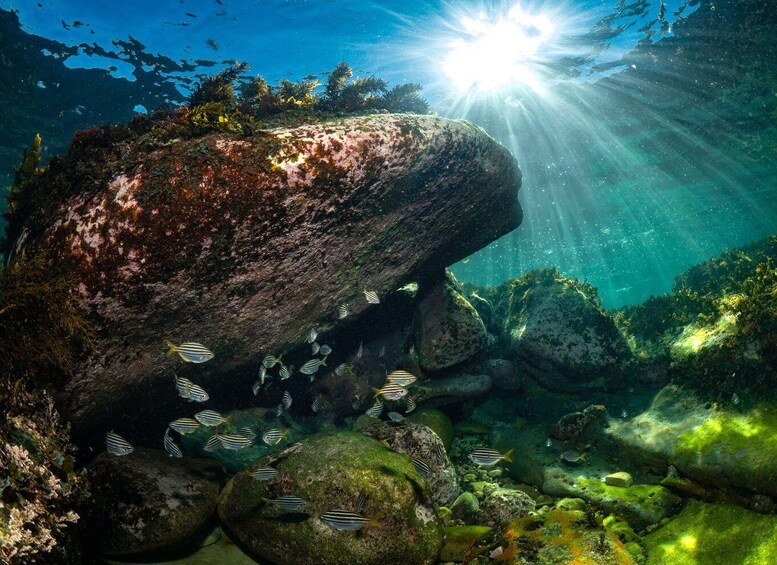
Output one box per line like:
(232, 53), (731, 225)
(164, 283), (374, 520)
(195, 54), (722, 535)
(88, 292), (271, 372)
(4, 134), (42, 216)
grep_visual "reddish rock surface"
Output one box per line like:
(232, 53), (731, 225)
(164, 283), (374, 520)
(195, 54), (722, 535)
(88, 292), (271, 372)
(8, 113), (522, 441)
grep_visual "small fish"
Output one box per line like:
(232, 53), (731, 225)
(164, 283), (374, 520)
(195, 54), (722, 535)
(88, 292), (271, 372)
(365, 400), (383, 418)
(320, 344), (332, 356)
(387, 411), (404, 423)
(545, 438), (552, 448)
(352, 395), (361, 410)
(252, 380), (262, 396)
(166, 340), (214, 363)
(356, 342), (363, 358)
(239, 427), (257, 441)
(364, 289), (380, 304)
(251, 467), (279, 481)
(355, 490), (367, 513)
(174, 374), (193, 399)
(106, 431), (134, 456)
(320, 509), (379, 531)
(386, 370), (417, 386)
(335, 363), (349, 376)
(404, 396), (416, 414)
(412, 457), (431, 477)
(203, 434), (221, 452)
(262, 429), (288, 446)
(279, 364), (293, 380)
(169, 417), (200, 435)
(434, 441), (446, 464)
(275, 404), (284, 417)
(259, 366), (267, 384)
(372, 383), (408, 401)
(164, 429), (183, 458)
(621, 409), (629, 418)
(300, 357), (327, 375)
(307, 327), (318, 343)
(469, 448), (513, 466)
(195, 409), (227, 427)
(667, 465), (678, 478)
(282, 391), (292, 410)
(311, 342), (321, 355)
(732, 393), (741, 405)
(266, 495), (309, 512)
(379, 344), (386, 358)
(561, 450), (586, 463)
(337, 304), (349, 319)
(187, 383), (210, 403)
(263, 354), (282, 369)
(312, 394), (325, 413)
(219, 433), (253, 450)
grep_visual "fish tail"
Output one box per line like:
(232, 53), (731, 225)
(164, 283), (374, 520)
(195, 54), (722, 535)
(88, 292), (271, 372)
(370, 517), (383, 528)
(165, 340), (177, 356)
(503, 448), (514, 463)
(580, 453), (587, 461)
(371, 387), (382, 399)
(321, 356), (327, 367)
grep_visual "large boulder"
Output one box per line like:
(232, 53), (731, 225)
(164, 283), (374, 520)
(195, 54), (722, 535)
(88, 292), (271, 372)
(6, 113), (522, 442)
(217, 432), (443, 565)
(413, 271), (490, 371)
(497, 269), (632, 391)
(87, 448), (222, 557)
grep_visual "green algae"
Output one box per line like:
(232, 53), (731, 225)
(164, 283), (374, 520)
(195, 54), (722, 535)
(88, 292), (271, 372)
(644, 500), (777, 565)
(408, 408), (454, 450)
(574, 479), (681, 529)
(440, 526), (493, 562)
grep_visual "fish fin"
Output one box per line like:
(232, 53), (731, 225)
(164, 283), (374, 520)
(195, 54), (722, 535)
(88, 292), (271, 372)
(503, 448), (514, 463)
(320, 356), (327, 367)
(371, 387), (382, 399)
(370, 513), (383, 528)
(580, 453), (587, 461)
(165, 340), (177, 356)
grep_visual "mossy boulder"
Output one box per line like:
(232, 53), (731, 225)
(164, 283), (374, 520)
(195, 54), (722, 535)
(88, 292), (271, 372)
(407, 407), (454, 450)
(475, 487), (535, 526)
(644, 500), (777, 564)
(217, 432), (443, 565)
(496, 269), (632, 392)
(440, 526), (493, 562)
(450, 492), (480, 523)
(413, 270), (490, 371)
(87, 448), (222, 557)
(9, 113), (522, 444)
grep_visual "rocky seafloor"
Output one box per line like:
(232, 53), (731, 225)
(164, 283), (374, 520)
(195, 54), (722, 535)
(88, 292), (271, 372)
(2, 77), (777, 564)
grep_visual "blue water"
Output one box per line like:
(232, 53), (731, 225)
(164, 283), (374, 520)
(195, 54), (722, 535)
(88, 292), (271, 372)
(2, 0), (776, 308)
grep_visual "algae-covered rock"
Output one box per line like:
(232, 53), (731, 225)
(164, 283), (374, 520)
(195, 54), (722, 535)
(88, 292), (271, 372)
(414, 373), (492, 406)
(450, 492), (480, 523)
(414, 270), (490, 371)
(644, 500), (777, 565)
(10, 112), (522, 443)
(476, 487), (535, 526)
(606, 472), (634, 488)
(407, 407), (455, 450)
(484, 358), (525, 391)
(88, 448), (222, 557)
(218, 432), (443, 565)
(497, 268), (632, 391)
(440, 526), (493, 562)
(356, 418), (460, 506)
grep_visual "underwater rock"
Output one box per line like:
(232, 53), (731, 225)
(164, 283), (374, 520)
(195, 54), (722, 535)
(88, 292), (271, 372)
(439, 526), (493, 562)
(475, 487), (535, 527)
(407, 407), (455, 451)
(87, 448), (222, 557)
(356, 418), (460, 506)
(8, 113), (522, 441)
(497, 269), (632, 392)
(450, 492), (480, 523)
(413, 270), (490, 371)
(484, 358), (525, 391)
(217, 432), (443, 565)
(414, 373), (492, 406)
(551, 404), (609, 441)
(605, 471), (634, 488)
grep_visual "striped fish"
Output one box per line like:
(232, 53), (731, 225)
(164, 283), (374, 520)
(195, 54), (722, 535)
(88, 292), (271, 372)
(386, 370), (417, 386)
(335, 363), (348, 376)
(280, 364), (293, 380)
(203, 434), (221, 452)
(299, 357), (327, 375)
(365, 400), (383, 418)
(251, 467), (279, 481)
(262, 429), (288, 446)
(363, 289), (380, 304)
(252, 380), (262, 396)
(434, 441), (446, 465)
(387, 411), (404, 423)
(355, 490), (367, 513)
(259, 366), (267, 384)
(320, 509), (378, 531)
(187, 383), (210, 403)
(282, 391), (292, 410)
(337, 304), (349, 319)
(412, 457), (431, 478)
(307, 327), (318, 343)
(169, 417), (200, 435)
(404, 396), (416, 414)
(275, 404), (284, 417)
(379, 344), (386, 358)
(195, 409), (227, 427)
(267, 495), (309, 512)
(311, 342), (320, 355)
(164, 429), (183, 458)
(239, 427), (257, 441)
(166, 341), (214, 363)
(356, 342), (363, 358)
(105, 431), (134, 456)
(468, 448), (513, 467)
(174, 374), (193, 399)
(218, 433), (253, 450)
(311, 394), (325, 413)
(263, 354), (282, 369)
(320, 344), (332, 356)
(372, 383), (408, 401)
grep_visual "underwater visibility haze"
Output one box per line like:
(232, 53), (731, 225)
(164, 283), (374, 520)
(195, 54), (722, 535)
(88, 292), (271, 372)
(1, 0), (777, 564)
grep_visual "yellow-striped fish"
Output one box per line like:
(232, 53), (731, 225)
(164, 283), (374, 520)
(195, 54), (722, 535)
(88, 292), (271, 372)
(218, 433), (253, 450)
(262, 428), (288, 446)
(386, 370), (417, 386)
(363, 289), (380, 304)
(320, 509), (380, 531)
(163, 429), (183, 458)
(169, 417), (200, 435)
(372, 383), (408, 401)
(299, 357), (327, 375)
(106, 431), (134, 456)
(468, 448), (514, 466)
(166, 341), (214, 363)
